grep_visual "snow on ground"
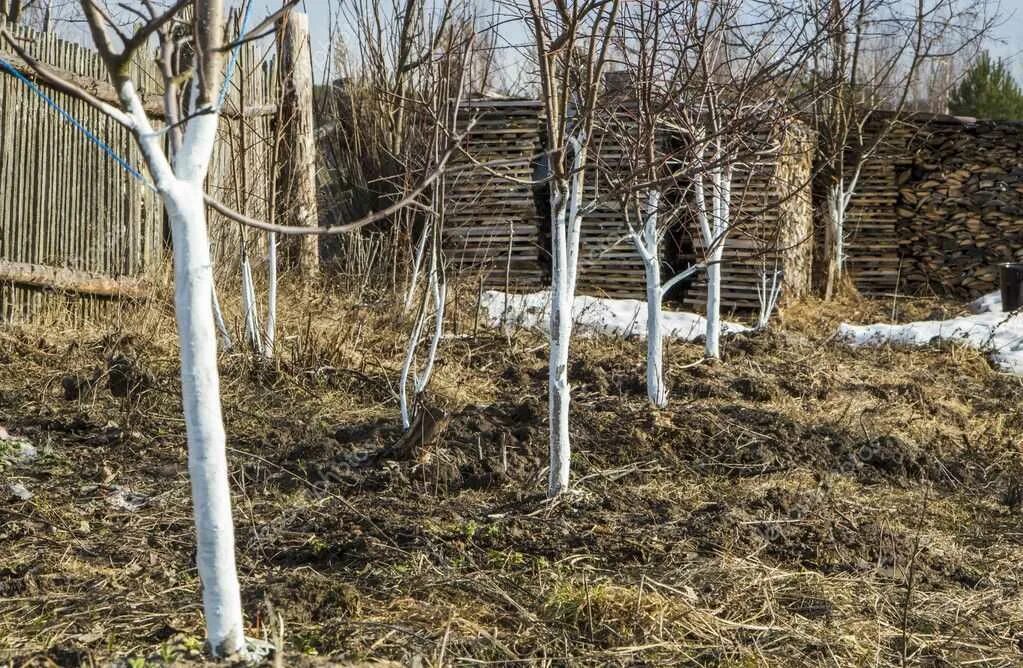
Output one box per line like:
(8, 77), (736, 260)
(479, 290), (748, 341)
(839, 293), (1023, 374)
(968, 291), (1002, 314)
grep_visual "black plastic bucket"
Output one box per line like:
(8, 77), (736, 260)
(1000, 263), (1023, 312)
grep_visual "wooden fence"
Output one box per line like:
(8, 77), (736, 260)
(0, 21), (279, 323)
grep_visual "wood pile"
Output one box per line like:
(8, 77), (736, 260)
(444, 100), (546, 290)
(832, 121), (914, 296)
(576, 109), (651, 299)
(897, 119), (1023, 297)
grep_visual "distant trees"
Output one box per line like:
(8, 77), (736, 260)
(949, 51), (1023, 120)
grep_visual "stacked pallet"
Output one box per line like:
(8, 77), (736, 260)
(444, 99), (546, 289)
(897, 119), (1023, 297)
(576, 109), (651, 298)
(683, 122), (815, 310)
(833, 120), (915, 296)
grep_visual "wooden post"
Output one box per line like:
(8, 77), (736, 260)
(277, 10), (319, 276)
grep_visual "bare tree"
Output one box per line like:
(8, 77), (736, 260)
(522, 0), (620, 496)
(397, 5), (474, 430)
(1, 0), (304, 655)
(601, 0), (818, 372)
(810, 0), (997, 298)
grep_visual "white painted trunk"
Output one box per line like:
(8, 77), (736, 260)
(167, 114), (244, 657)
(703, 162), (731, 361)
(163, 181), (245, 656)
(240, 255), (261, 352)
(211, 285), (232, 351)
(826, 183), (845, 295)
(705, 246), (723, 359)
(120, 72), (244, 659)
(548, 188), (573, 497)
(637, 191), (666, 407)
(546, 138), (584, 498)
(264, 232), (277, 358)
(398, 300), (427, 430)
(404, 222), (430, 313)
(417, 274), (446, 392)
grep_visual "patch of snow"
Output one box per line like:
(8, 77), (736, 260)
(480, 290), (747, 342)
(0, 427), (36, 465)
(839, 309), (1023, 374)
(7, 482), (33, 501)
(968, 291), (1001, 314)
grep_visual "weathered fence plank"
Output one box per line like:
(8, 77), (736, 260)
(0, 21), (280, 322)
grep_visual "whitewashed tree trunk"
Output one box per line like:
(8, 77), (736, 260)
(264, 232), (277, 358)
(824, 167), (859, 299)
(702, 158), (732, 361)
(547, 140), (584, 497)
(163, 112), (245, 656)
(211, 286), (232, 351)
(633, 190), (667, 408)
(399, 247), (446, 431)
(548, 186), (572, 496)
(240, 254), (261, 352)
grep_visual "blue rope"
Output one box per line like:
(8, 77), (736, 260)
(0, 56), (145, 182)
(217, 0), (254, 110)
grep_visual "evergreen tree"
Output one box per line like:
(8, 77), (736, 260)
(949, 51), (1023, 120)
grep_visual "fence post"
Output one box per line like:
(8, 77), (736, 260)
(277, 9), (319, 276)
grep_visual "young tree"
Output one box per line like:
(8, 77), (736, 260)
(600, 0), (706, 406)
(810, 0), (996, 298)
(5, 1), (469, 652)
(949, 50), (1023, 120)
(524, 0), (620, 497)
(626, 0), (818, 360)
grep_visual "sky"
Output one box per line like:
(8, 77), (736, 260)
(255, 0), (1023, 84)
(37, 0), (1023, 83)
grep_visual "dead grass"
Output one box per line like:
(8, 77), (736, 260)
(0, 277), (1021, 666)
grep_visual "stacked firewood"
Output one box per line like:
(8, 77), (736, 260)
(897, 120), (1023, 297)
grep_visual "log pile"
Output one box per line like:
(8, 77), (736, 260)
(897, 119), (1023, 297)
(444, 100), (546, 290)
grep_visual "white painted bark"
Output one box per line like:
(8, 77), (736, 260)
(632, 190), (667, 408)
(404, 222), (430, 312)
(211, 286), (232, 351)
(548, 186), (573, 497)
(756, 269), (784, 330)
(264, 232), (277, 358)
(418, 274), (446, 392)
(398, 260), (446, 430)
(118, 77), (245, 655)
(825, 166), (861, 298)
(166, 112), (245, 657)
(547, 137), (584, 497)
(701, 153), (732, 361)
(240, 254), (261, 352)
(399, 286), (429, 430)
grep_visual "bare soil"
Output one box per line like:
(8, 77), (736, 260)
(1, 290), (1021, 666)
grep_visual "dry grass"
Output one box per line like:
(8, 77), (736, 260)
(1, 276), (1022, 666)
